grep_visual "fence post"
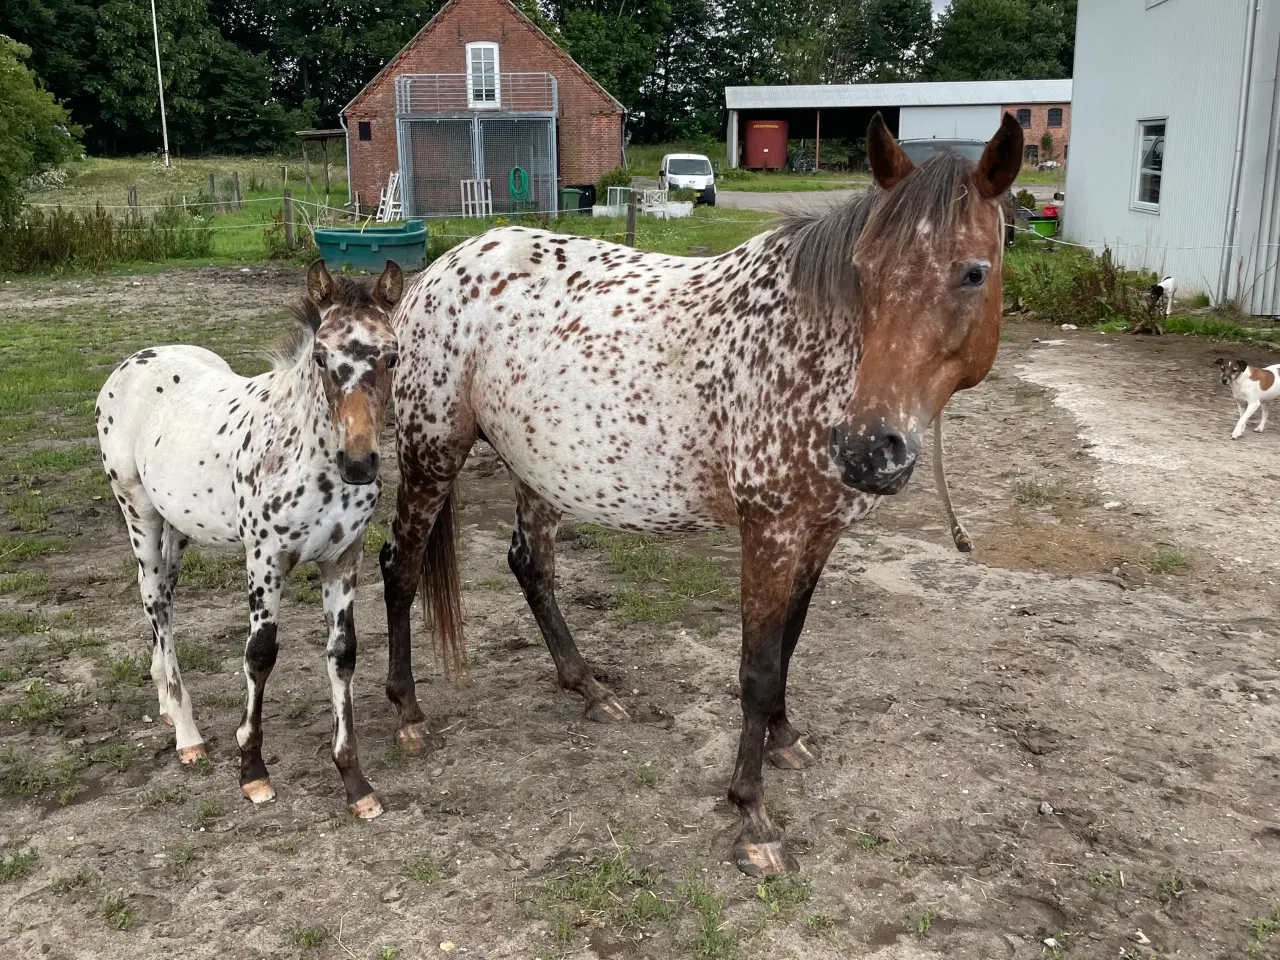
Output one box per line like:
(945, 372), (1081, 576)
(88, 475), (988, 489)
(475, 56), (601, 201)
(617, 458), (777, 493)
(284, 189), (295, 251)
(280, 164), (287, 187)
(127, 186), (138, 224)
(208, 173), (217, 212)
(232, 172), (242, 210)
(625, 189), (638, 247)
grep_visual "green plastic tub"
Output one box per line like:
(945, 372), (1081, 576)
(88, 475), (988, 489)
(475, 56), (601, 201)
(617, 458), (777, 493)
(313, 220), (427, 272)
(1027, 215), (1059, 238)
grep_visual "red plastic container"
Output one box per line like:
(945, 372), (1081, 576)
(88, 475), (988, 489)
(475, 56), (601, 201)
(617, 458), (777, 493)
(744, 120), (788, 170)
(1042, 204), (1059, 217)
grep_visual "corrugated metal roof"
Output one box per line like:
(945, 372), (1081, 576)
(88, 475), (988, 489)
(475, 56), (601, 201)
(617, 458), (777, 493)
(724, 79), (1072, 110)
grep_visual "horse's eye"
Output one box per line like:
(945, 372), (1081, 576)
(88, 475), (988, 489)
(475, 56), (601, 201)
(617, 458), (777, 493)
(386, 355), (399, 370)
(962, 266), (988, 287)
(314, 352), (326, 369)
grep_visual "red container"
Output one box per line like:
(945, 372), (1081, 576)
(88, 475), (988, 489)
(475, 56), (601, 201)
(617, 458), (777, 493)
(1042, 204), (1059, 217)
(744, 119), (788, 170)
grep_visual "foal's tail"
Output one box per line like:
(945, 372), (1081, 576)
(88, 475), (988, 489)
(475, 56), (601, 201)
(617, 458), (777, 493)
(420, 492), (467, 684)
(933, 415), (973, 553)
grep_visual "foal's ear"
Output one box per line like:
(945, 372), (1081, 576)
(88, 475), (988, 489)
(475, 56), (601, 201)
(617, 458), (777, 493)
(974, 113), (1024, 200)
(307, 260), (335, 303)
(867, 112), (914, 191)
(375, 259), (404, 307)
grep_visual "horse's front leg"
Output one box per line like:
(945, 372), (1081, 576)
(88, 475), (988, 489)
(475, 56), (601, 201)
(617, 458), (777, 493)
(236, 554), (287, 804)
(766, 525), (841, 771)
(320, 543), (382, 818)
(729, 510), (805, 877)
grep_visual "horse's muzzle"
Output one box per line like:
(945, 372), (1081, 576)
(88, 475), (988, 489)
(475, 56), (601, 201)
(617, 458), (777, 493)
(337, 450), (381, 485)
(829, 423), (919, 495)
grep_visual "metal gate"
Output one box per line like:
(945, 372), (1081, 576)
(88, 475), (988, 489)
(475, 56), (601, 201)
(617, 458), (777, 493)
(397, 116), (557, 219)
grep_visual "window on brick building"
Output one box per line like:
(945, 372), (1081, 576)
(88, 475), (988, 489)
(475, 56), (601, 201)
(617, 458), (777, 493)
(1016, 109), (1031, 129)
(358, 121), (372, 141)
(1047, 108), (1063, 128)
(466, 42), (500, 108)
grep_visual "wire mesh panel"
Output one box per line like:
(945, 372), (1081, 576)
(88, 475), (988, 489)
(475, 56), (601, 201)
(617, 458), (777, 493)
(400, 119), (476, 219)
(479, 118), (555, 216)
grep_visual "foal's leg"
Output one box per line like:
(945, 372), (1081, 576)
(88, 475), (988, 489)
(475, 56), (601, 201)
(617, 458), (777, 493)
(320, 542), (381, 818)
(236, 553), (288, 803)
(728, 510), (804, 877)
(509, 478), (627, 722)
(766, 526), (841, 770)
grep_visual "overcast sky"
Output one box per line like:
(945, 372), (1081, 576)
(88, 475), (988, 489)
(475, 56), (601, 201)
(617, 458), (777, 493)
(933, 0), (950, 15)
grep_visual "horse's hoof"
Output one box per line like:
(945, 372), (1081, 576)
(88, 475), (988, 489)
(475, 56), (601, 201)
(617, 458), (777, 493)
(395, 724), (429, 756)
(178, 743), (206, 765)
(767, 737), (818, 771)
(952, 529), (973, 553)
(241, 777), (276, 805)
(585, 694), (629, 723)
(160, 712), (174, 727)
(733, 839), (799, 878)
(351, 794), (384, 820)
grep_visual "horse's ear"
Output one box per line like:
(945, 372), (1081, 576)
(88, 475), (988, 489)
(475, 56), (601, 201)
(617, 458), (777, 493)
(867, 112), (914, 191)
(974, 113), (1024, 200)
(375, 259), (404, 306)
(307, 260), (335, 303)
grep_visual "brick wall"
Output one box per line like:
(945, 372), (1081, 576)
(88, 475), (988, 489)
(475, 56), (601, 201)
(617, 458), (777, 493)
(344, 0), (624, 211)
(1002, 102), (1072, 164)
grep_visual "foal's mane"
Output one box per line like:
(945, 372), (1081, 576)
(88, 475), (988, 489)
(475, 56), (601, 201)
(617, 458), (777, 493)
(777, 151), (983, 315)
(276, 275), (383, 368)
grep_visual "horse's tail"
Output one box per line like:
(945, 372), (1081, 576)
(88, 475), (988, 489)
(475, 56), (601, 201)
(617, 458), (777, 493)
(420, 492), (466, 684)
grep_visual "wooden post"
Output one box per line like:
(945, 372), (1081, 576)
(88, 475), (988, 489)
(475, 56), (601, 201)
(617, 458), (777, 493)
(127, 186), (138, 224)
(280, 164), (287, 187)
(354, 191), (360, 219)
(303, 141), (311, 195)
(232, 172), (242, 209)
(625, 189), (637, 247)
(284, 189), (295, 251)
(208, 173), (217, 210)
(323, 140), (330, 196)
(815, 109), (821, 171)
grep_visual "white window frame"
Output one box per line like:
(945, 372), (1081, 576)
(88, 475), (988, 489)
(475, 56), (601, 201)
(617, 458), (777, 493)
(466, 42), (500, 109)
(1132, 117), (1167, 214)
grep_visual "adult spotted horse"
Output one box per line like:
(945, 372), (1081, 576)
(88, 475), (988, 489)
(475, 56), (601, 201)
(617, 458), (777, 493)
(381, 114), (1022, 875)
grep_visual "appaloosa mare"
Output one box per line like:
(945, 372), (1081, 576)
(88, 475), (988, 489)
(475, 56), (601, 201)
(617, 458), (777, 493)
(96, 260), (402, 818)
(381, 114), (1023, 874)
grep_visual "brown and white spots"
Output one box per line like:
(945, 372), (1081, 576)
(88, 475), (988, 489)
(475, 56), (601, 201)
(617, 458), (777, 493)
(1216, 357), (1280, 438)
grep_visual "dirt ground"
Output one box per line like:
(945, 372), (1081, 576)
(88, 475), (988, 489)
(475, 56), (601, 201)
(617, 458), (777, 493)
(3, 269), (1280, 960)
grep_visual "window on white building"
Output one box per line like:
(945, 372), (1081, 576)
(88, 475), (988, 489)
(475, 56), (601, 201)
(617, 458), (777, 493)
(466, 42), (499, 108)
(1134, 119), (1165, 211)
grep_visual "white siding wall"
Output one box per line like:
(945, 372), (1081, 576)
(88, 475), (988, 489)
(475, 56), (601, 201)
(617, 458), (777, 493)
(899, 105), (1002, 141)
(1065, 0), (1251, 300)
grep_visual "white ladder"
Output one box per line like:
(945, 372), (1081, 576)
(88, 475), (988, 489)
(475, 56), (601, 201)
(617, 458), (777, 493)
(376, 171), (402, 222)
(461, 179), (493, 218)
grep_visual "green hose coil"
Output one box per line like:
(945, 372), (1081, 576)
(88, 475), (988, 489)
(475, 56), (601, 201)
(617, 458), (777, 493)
(509, 166), (530, 205)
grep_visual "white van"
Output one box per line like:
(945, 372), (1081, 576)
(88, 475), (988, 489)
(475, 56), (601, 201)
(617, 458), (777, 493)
(658, 153), (716, 206)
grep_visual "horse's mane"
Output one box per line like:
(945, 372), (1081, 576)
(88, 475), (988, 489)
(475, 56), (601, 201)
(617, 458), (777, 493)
(777, 151), (982, 315)
(276, 275), (383, 368)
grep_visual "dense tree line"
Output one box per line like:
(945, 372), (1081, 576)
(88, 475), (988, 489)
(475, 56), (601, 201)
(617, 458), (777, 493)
(1, 0), (1076, 157)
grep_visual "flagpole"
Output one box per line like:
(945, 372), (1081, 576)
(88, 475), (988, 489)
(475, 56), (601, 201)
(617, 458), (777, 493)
(149, 0), (171, 167)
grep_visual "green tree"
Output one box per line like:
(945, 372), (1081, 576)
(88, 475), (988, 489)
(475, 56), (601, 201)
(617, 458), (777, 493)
(930, 0), (1076, 81)
(0, 35), (80, 218)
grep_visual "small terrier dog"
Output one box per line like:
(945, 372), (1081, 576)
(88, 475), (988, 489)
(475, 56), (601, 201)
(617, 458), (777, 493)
(1149, 276), (1177, 316)
(1216, 357), (1280, 438)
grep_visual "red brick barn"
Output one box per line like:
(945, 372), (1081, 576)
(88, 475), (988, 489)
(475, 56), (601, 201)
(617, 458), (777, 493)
(343, 0), (625, 218)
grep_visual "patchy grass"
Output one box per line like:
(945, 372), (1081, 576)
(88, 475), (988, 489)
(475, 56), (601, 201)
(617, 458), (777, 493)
(0, 848), (38, 883)
(285, 696), (313, 719)
(101, 888), (136, 930)
(0, 612), (45, 638)
(89, 743), (136, 773)
(0, 535), (67, 572)
(680, 876), (743, 960)
(909, 904), (943, 937)
(286, 924), (331, 949)
(0, 571), (52, 597)
(756, 875), (810, 915)
(7, 679), (79, 727)
(634, 763), (659, 788)
(106, 654), (149, 686)
(406, 858), (443, 885)
(0, 747), (82, 800)
(195, 798), (226, 827)
(1085, 867), (1126, 888)
(51, 868), (95, 894)
(176, 641), (222, 673)
(1012, 478), (1065, 507)
(836, 825), (892, 851)
(1157, 870), (1191, 905)
(363, 521), (388, 554)
(142, 784), (184, 807)
(1147, 547), (1191, 575)
(180, 549), (245, 590)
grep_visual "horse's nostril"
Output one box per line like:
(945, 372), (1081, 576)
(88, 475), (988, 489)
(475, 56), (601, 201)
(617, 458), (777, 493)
(874, 430), (908, 469)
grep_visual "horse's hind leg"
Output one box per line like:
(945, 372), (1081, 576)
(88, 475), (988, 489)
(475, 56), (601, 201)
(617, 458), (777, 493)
(236, 554), (287, 804)
(509, 479), (627, 723)
(766, 526), (841, 771)
(320, 542), (381, 818)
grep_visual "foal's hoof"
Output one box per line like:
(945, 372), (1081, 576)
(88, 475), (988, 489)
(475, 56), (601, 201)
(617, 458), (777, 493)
(395, 723), (431, 757)
(241, 777), (277, 805)
(733, 838), (799, 878)
(178, 743), (206, 765)
(767, 737), (818, 771)
(351, 793), (385, 820)
(952, 527), (974, 553)
(585, 694), (629, 724)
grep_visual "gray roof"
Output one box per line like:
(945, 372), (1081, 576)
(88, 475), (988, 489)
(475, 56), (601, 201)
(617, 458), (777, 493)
(725, 79), (1072, 110)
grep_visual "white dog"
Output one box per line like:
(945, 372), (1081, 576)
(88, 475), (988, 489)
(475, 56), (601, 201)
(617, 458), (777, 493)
(1149, 276), (1177, 316)
(1216, 357), (1280, 438)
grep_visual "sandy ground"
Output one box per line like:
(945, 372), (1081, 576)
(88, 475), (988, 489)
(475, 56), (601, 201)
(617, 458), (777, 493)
(2, 272), (1280, 960)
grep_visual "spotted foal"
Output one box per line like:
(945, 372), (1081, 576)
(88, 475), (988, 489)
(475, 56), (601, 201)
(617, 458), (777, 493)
(382, 114), (1023, 874)
(96, 260), (402, 818)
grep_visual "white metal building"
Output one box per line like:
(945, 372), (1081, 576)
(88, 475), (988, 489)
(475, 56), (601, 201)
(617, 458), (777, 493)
(723, 79), (1072, 167)
(1065, 0), (1280, 314)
